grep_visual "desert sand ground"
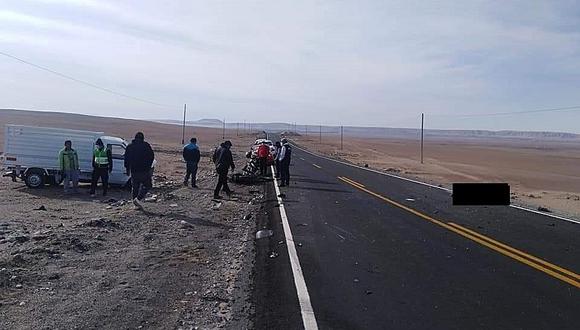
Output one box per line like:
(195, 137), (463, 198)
(0, 110), (264, 329)
(293, 134), (580, 219)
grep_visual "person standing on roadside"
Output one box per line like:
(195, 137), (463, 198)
(58, 140), (80, 194)
(90, 138), (112, 197)
(274, 141), (282, 178)
(278, 138), (292, 187)
(183, 137), (201, 188)
(124, 132), (155, 210)
(257, 141), (269, 176)
(214, 140), (235, 199)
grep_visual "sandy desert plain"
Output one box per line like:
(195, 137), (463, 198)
(292, 132), (580, 220)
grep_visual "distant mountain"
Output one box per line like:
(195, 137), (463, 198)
(157, 118), (580, 141)
(155, 118), (224, 128)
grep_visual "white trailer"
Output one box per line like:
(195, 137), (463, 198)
(1, 125), (133, 188)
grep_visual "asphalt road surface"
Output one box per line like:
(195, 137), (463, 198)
(254, 143), (580, 330)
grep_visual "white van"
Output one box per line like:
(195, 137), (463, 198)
(1, 125), (140, 188)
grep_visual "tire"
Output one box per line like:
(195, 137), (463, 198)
(25, 170), (45, 188)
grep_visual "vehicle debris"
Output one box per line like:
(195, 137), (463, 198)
(255, 230), (273, 239)
(538, 206), (552, 213)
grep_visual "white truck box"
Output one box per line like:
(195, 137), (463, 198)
(2, 125), (133, 188)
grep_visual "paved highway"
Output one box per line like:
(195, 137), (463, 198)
(254, 144), (579, 330)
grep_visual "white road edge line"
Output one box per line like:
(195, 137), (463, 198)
(293, 144), (450, 192)
(292, 143), (580, 226)
(509, 205), (580, 225)
(270, 165), (319, 330)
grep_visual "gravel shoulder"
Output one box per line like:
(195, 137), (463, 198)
(0, 142), (264, 329)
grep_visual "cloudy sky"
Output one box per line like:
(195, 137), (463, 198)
(1, 0), (580, 132)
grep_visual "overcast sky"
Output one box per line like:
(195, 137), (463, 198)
(1, 0), (580, 132)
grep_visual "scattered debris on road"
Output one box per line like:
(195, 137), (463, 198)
(255, 229), (273, 239)
(538, 206), (552, 213)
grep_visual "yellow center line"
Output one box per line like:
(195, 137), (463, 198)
(338, 176), (366, 188)
(337, 176), (580, 289)
(312, 164), (322, 169)
(447, 222), (580, 281)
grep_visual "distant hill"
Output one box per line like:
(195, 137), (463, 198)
(157, 118), (580, 141)
(156, 118), (225, 128)
(2, 109), (578, 149)
(0, 109), (222, 151)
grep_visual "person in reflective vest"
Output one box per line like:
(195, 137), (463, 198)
(90, 138), (113, 197)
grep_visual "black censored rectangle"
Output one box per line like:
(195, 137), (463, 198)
(452, 183), (510, 206)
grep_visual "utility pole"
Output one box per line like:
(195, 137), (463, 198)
(236, 122), (239, 136)
(181, 103), (187, 145)
(421, 113), (424, 164)
(319, 125), (322, 143)
(305, 125), (308, 136)
(222, 118), (226, 140)
(340, 125), (344, 150)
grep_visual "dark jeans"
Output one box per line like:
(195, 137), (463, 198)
(259, 157), (267, 176)
(90, 167), (109, 195)
(275, 160), (281, 178)
(214, 170), (231, 197)
(280, 159), (290, 185)
(184, 161), (198, 186)
(131, 171), (152, 200)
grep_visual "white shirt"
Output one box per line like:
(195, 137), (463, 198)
(277, 145), (287, 161)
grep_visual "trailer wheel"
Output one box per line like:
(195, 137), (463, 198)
(25, 170), (45, 188)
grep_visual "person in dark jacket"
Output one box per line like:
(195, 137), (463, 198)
(183, 137), (201, 187)
(124, 132), (155, 209)
(274, 141), (282, 179)
(90, 138), (113, 197)
(213, 140), (235, 199)
(278, 138), (292, 187)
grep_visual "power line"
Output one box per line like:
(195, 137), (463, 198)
(0, 50), (173, 108)
(429, 105), (580, 118)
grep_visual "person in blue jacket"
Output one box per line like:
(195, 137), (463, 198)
(183, 137), (201, 188)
